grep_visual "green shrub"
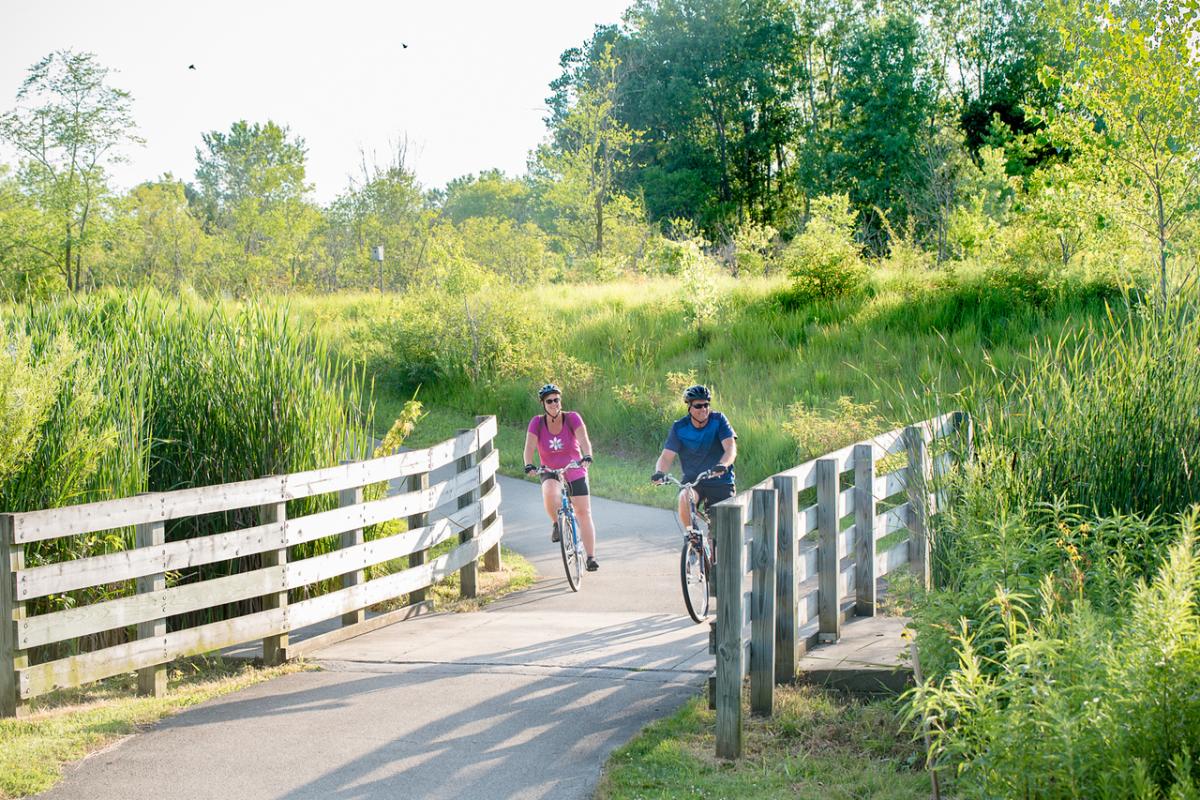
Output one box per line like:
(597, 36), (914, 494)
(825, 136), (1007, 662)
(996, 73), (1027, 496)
(779, 194), (868, 306)
(909, 518), (1200, 799)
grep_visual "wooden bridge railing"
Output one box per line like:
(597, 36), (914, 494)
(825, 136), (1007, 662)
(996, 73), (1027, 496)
(709, 410), (972, 758)
(0, 415), (503, 717)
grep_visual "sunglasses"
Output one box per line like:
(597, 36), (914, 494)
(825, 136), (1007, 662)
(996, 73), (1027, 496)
(544, 397), (562, 404)
(690, 402), (710, 410)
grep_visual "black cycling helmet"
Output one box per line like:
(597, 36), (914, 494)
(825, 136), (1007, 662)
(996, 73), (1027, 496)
(683, 384), (712, 403)
(538, 383), (562, 400)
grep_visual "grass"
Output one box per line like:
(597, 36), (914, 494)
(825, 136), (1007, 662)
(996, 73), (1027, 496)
(0, 657), (312, 799)
(317, 266), (1127, 511)
(597, 686), (931, 800)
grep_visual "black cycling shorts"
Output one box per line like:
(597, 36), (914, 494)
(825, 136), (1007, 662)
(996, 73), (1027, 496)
(541, 473), (590, 497)
(694, 482), (735, 510)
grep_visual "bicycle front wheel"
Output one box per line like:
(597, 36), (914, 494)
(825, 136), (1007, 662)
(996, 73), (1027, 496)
(680, 534), (710, 622)
(559, 509), (583, 592)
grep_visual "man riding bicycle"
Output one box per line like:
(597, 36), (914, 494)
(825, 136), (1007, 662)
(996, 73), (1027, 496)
(650, 384), (737, 529)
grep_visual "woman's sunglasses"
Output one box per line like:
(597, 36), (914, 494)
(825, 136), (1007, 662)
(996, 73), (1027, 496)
(690, 402), (710, 410)
(544, 397), (562, 404)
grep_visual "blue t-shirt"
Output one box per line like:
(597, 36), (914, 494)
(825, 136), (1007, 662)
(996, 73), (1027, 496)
(664, 411), (736, 486)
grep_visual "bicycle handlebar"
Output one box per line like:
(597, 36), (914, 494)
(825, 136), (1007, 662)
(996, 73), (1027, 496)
(655, 469), (717, 489)
(536, 460), (587, 478)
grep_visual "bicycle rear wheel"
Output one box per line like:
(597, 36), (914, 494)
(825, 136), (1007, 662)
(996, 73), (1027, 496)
(680, 533), (710, 622)
(559, 509), (583, 592)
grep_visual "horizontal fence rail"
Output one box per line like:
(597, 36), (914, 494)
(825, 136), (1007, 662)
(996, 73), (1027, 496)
(710, 410), (972, 758)
(0, 416), (503, 717)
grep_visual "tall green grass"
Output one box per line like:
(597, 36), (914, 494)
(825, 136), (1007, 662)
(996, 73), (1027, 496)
(0, 291), (374, 638)
(904, 293), (1200, 796)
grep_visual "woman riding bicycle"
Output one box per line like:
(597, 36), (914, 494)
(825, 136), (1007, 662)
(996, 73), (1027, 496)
(650, 385), (737, 528)
(523, 383), (600, 572)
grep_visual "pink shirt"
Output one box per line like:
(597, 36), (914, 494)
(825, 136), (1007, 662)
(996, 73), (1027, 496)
(528, 412), (587, 481)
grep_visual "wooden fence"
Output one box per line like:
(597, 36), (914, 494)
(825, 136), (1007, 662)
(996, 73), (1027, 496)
(709, 410), (972, 758)
(0, 415), (503, 717)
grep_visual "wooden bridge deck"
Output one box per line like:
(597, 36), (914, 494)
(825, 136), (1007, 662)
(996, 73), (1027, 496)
(795, 614), (912, 693)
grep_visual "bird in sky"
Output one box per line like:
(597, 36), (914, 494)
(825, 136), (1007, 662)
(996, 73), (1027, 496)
(401, 43), (408, 49)
(188, 64), (196, 70)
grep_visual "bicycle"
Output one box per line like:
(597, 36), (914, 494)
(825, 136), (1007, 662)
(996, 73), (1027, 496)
(656, 470), (718, 623)
(538, 460), (588, 592)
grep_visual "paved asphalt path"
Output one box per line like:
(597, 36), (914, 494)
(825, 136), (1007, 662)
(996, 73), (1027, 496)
(39, 474), (712, 800)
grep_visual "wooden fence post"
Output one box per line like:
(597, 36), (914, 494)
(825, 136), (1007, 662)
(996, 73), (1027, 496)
(750, 488), (777, 717)
(0, 514), (26, 717)
(339, 464), (365, 627)
(405, 470), (429, 604)
(714, 502), (746, 760)
(260, 500), (289, 665)
(456, 429), (479, 600)
(772, 475), (799, 684)
(816, 458), (841, 643)
(905, 425), (933, 589)
(136, 516), (167, 697)
(476, 416), (502, 573)
(854, 444), (877, 616)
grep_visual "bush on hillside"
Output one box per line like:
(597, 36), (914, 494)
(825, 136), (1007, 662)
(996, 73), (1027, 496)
(778, 195), (868, 307)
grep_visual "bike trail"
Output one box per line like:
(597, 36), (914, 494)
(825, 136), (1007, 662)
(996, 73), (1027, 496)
(38, 474), (712, 800)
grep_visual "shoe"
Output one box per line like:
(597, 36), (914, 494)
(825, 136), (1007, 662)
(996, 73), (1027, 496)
(586, 556), (600, 572)
(551, 521), (560, 543)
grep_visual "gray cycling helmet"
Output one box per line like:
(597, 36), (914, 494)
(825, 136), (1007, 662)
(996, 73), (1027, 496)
(538, 383), (562, 400)
(683, 384), (712, 403)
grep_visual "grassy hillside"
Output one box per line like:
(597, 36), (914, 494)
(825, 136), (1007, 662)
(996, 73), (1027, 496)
(293, 262), (1126, 506)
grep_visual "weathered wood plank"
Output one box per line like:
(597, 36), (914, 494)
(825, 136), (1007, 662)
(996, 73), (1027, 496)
(876, 467), (908, 500)
(874, 503), (911, 541)
(875, 539), (911, 577)
(714, 502), (746, 760)
(15, 520), (287, 602)
(260, 501), (288, 665)
(772, 475), (799, 685)
(15, 481), (499, 607)
(750, 489), (777, 716)
(456, 429), (479, 600)
(18, 564), (288, 651)
(854, 443), (877, 617)
(11, 419), (498, 544)
(135, 517), (166, 698)
(405, 466), (430, 606)
(287, 516), (504, 630)
(0, 515), (26, 717)
(21, 607), (287, 698)
(476, 418), (502, 572)
(904, 426), (933, 588)
(339, 472), (365, 627)
(816, 459), (841, 644)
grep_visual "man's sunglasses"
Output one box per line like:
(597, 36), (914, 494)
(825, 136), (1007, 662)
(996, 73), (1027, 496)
(544, 397), (562, 404)
(690, 402), (710, 410)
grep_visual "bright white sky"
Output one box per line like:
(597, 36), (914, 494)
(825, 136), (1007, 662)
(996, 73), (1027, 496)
(0, 0), (631, 204)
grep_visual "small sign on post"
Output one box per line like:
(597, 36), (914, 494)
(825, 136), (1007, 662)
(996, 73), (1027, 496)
(371, 245), (385, 292)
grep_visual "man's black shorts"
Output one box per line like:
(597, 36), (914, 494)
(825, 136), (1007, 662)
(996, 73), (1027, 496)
(541, 473), (590, 496)
(694, 482), (735, 510)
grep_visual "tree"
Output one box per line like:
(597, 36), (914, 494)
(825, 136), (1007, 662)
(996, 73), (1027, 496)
(833, 9), (935, 246)
(192, 120), (315, 288)
(0, 50), (141, 292)
(537, 43), (638, 255)
(111, 177), (208, 289)
(441, 170), (534, 225)
(1047, 0), (1200, 301)
(0, 165), (58, 296)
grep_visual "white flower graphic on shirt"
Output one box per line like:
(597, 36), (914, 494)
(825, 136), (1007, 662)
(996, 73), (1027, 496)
(549, 436), (564, 451)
